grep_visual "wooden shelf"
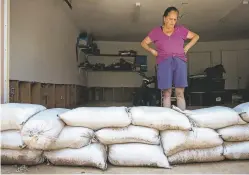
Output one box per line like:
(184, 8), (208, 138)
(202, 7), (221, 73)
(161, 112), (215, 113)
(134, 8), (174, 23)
(78, 68), (147, 73)
(85, 54), (142, 57)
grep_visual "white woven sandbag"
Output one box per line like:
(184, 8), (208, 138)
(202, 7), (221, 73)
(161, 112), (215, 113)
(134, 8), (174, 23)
(224, 141), (249, 160)
(175, 106), (246, 129)
(0, 103), (46, 131)
(1, 149), (44, 165)
(21, 108), (68, 150)
(161, 127), (223, 156)
(95, 125), (160, 145)
(217, 124), (249, 142)
(44, 143), (107, 170)
(47, 126), (94, 150)
(0, 130), (26, 149)
(234, 102), (249, 122)
(59, 107), (131, 130)
(108, 143), (170, 168)
(168, 146), (224, 164)
(130, 106), (191, 131)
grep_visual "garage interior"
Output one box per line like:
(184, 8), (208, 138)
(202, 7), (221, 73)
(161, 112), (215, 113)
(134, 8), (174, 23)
(6, 0), (249, 109)
(1, 0), (249, 174)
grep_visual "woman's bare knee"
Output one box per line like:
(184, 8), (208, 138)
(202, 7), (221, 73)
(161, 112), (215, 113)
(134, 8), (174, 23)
(175, 88), (184, 98)
(164, 89), (172, 98)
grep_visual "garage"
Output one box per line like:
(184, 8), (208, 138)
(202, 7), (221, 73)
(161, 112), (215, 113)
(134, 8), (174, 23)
(1, 0), (249, 174)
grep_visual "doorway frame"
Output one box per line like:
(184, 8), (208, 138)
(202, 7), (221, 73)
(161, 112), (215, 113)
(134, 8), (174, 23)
(1, 0), (10, 103)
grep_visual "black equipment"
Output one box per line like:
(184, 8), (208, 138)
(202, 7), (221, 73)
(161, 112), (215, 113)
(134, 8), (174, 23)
(132, 72), (161, 106)
(187, 64), (231, 106)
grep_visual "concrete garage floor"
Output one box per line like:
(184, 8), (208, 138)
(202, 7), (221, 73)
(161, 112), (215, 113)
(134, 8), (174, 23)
(1, 161), (249, 174)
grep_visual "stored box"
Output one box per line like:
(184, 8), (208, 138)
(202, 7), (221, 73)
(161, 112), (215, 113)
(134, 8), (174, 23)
(188, 91), (230, 106)
(204, 91), (230, 106)
(188, 92), (206, 106)
(135, 55), (147, 72)
(188, 77), (225, 92)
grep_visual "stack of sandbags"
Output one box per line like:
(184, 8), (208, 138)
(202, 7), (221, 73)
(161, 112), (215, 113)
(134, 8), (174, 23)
(161, 128), (224, 165)
(43, 125), (105, 170)
(0, 103), (46, 165)
(217, 102), (249, 160)
(21, 108), (69, 150)
(233, 102), (249, 123)
(97, 125), (170, 168)
(53, 106), (131, 170)
(170, 106), (248, 164)
(172, 106), (246, 129)
(105, 106), (193, 169)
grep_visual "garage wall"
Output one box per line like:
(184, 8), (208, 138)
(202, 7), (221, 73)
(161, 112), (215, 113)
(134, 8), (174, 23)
(87, 39), (249, 89)
(9, 0), (85, 85)
(1, 0), (5, 103)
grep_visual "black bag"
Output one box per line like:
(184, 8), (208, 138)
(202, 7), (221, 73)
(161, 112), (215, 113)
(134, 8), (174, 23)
(204, 64), (226, 78)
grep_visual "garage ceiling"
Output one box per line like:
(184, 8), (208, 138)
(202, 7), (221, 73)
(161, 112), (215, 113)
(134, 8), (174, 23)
(69, 0), (249, 42)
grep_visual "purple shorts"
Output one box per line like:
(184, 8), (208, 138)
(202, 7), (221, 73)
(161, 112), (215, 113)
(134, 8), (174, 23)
(157, 57), (188, 90)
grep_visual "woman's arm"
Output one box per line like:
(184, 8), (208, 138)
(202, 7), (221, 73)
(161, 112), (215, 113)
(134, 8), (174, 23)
(141, 37), (158, 56)
(184, 31), (200, 53)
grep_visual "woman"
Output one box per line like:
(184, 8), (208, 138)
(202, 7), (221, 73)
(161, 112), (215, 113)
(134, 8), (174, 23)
(141, 7), (199, 110)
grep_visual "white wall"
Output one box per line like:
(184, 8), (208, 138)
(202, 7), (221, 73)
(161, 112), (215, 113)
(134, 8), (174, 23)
(87, 39), (249, 89)
(9, 0), (85, 85)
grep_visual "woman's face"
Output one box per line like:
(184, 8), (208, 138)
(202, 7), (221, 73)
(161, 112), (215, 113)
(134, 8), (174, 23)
(164, 11), (178, 28)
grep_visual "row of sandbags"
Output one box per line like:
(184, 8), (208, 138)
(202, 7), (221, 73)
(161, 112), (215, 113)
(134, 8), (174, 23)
(1, 102), (249, 132)
(1, 102), (249, 170)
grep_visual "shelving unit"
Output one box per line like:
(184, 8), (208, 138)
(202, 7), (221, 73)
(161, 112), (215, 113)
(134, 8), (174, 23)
(82, 53), (142, 57)
(78, 49), (148, 72)
(76, 48), (149, 104)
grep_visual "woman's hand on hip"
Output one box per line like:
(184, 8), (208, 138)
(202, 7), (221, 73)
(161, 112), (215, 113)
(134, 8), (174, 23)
(184, 47), (189, 54)
(150, 48), (158, 56)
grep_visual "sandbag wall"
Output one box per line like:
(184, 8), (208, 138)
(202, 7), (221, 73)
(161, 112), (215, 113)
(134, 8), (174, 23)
(1, 104), (47, 165)
(1, 102), (249, 170)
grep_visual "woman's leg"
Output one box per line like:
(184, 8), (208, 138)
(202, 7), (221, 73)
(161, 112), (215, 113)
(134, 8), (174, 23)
(175, 88), (186, 110)
(173, 58), (188, 110)
(163, 88), (172, 108)
(157, 58), (173, 108)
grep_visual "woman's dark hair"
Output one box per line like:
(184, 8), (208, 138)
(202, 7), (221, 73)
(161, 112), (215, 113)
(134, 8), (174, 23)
(163, 7), (179, 17)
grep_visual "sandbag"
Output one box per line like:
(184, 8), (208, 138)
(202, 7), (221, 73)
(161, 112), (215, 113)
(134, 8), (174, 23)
(168, 146), (224, 164)
(108, 143), (170, 168)
(224, 141), (249, 160)
(47, 126), (94, 150)
(130, 106), (191, 131)
(234, 102), (249, 122)
(161, 127), (223, 156)
(21, 108), (68, 150)
(176, 106), (246, 129)
(1, 130), (26, 149)
(1, 149), (44, 165)
(0, 103), (46, 131)
(59, 107), (131, 130)
(217, 124), (249, 142)
(44, 143), (107, 170)
(95, 125), (160, 145)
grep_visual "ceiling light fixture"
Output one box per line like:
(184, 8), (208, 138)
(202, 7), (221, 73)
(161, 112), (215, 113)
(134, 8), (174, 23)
(242, 0), (249, 5)
(135, 2), (141, 7)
